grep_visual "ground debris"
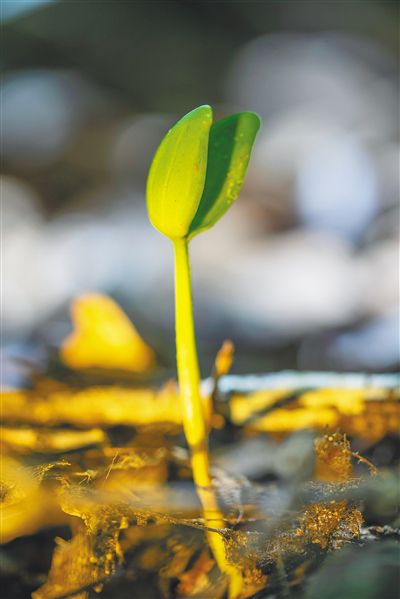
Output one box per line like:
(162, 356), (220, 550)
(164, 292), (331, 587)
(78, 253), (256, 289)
(1, 295), (398, 598)
(1, 426), (107, 454)
(0, 385), (182, 429)
(3, 377), (398, 444)
(296, 501), (363, 550)
(359, 525), (400, 542)
(229, 386), (400, 442)
(0, 423), (382, 599)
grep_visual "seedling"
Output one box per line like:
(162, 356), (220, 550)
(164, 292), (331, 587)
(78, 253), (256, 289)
(147, 105), (260, 488)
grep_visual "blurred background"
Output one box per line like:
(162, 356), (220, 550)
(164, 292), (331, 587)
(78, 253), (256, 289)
(2, 0), (399, 380)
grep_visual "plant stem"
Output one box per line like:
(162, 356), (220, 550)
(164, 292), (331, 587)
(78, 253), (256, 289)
(173, 237), (244, 597)
(173, 237), (210, 488)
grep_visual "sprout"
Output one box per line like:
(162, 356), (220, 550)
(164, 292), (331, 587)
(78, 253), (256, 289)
(147, 105), (261, 487)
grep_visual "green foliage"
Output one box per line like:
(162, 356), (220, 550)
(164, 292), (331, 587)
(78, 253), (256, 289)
(147, 105), (261, 240)
(145, 104), (261, 494)
(147, 105), (212, 239)
(189, 111), (260, 237)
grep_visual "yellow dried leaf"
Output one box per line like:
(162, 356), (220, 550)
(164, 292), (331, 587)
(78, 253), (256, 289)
(230, 389), (292, 424)
(32, 525), (108, 599)
(0, 457), (65, 543)
(231, 387), (400, 441)
(1, 385), (182, 428)
(60, 293), (155, 372)
(1, 426), (107, 454)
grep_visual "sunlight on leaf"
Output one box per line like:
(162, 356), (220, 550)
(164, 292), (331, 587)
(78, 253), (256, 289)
(1, 426), (107, 454)
(230, 387), (400, 441)
(147, 105), (212, 239)
(3, 382), (398, 443)
(0, 457), (66, 544)
(60, 293), (155, 373)
(1, 384), (182, 428)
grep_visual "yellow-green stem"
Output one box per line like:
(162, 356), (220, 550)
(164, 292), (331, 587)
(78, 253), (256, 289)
(173, 237), (210, 488)
(173, 238), (244, 597)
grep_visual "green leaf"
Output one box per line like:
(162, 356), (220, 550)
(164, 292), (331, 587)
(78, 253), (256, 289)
(188, 111), (261, 238)
(146, 105), (212, 240)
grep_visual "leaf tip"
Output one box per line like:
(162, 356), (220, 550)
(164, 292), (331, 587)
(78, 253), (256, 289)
(182, 104), (213, 126)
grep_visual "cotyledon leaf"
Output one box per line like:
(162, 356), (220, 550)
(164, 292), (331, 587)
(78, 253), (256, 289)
(146, 105), (212, 240)
(188, 111), (261, 238)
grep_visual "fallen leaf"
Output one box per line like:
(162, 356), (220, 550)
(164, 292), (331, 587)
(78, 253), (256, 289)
(60, 293), (155, 373)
